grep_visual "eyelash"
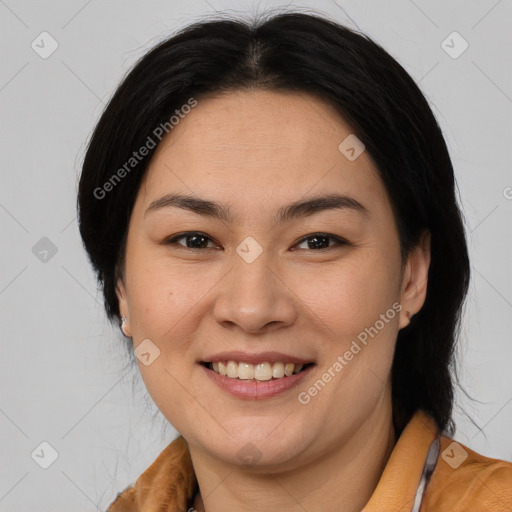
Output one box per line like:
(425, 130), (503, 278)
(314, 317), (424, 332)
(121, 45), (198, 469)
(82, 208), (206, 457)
(164, 231), (348, 252)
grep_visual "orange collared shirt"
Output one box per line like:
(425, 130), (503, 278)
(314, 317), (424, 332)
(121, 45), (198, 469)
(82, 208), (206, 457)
(108, 410), (512, 511)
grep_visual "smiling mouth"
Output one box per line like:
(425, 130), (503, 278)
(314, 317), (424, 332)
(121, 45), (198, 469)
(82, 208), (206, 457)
(202, 361), (315, 381)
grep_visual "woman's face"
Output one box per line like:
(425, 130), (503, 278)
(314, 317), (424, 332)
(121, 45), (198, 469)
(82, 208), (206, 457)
(117, 89), (429, 469)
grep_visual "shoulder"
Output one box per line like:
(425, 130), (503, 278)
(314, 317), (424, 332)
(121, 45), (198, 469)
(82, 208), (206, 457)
(423, 434), (512, 511)
(107, 436), (197, 512)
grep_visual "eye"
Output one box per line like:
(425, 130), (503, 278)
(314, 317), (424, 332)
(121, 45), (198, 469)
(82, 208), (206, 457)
(165, 231), (218, 250)
(164, 231), (348, 251)
(293, 233), (348, 251)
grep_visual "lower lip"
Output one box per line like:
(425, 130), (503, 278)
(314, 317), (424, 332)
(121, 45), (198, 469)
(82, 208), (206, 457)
(200, 364), (314, 399)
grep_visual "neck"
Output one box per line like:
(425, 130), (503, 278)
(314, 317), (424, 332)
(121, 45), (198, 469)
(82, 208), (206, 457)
(189, 398), (397, 512)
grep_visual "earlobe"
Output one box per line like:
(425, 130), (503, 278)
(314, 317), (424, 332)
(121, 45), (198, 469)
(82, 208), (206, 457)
(115, 276), (132, 337)
(398, 230), (431, 329)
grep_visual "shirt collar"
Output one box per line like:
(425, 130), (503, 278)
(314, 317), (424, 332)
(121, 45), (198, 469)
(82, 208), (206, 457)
(363, 409), (439, 511)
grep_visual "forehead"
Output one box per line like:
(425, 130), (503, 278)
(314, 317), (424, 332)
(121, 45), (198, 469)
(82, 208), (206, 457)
(137, 89), (387, 213)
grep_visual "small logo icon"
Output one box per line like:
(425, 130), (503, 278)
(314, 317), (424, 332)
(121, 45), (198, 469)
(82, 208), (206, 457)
(31, 441), (59, 469)
(441, 32), (469, 59)
(236, 442), (263, 465)
(441, 441), (468, 469)
(31, 31), (59, 59)
(236, 236), (263, 264)
(338, 134), (365, 161)
(32, 237), (58, 263)
(134, 339), (161, 366)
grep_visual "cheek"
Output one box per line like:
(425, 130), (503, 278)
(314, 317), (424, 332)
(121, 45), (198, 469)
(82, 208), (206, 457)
(291, 255), (400, 342)
(126, 260), (207, 420)
(126, 255), (209, 338)
(293, 253), (400, 396)
(136, 355), (203, 437)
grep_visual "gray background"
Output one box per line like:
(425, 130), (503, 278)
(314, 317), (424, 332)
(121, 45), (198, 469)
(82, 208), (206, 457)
(1, 0), (511, 510)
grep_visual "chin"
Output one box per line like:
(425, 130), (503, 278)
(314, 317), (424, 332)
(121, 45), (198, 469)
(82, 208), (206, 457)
(196, 415), (314, 469)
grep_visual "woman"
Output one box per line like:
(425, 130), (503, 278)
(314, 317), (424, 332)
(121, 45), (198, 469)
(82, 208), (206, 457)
(77, 11), (512, 512)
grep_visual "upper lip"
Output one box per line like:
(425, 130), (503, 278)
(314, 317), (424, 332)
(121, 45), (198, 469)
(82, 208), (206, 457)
(200, 351), (314, 365)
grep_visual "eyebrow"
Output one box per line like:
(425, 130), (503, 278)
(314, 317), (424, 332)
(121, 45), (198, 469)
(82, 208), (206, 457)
(144, 192), (369, 223)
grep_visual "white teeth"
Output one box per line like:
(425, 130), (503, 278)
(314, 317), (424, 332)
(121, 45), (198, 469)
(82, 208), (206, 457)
(209, 360), (308, 380)
(227, 361), (238, 378)
(254, 362), (273, 381)
(238, 362), (255, 380)
(272, 362), (285, 378)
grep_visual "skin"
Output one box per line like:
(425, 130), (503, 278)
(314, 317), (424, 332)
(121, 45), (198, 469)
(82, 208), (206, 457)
(116, 89), (431, 512)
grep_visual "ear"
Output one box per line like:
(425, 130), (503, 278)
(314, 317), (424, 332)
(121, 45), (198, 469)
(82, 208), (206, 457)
(115, 275), (132, 337)
(398, 230), (431, 330)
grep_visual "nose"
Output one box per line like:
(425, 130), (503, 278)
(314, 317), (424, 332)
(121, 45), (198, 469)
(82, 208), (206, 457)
(213, 252), (298, 334)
